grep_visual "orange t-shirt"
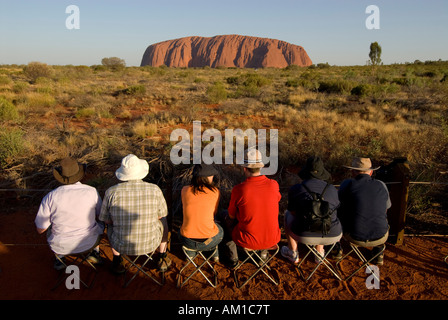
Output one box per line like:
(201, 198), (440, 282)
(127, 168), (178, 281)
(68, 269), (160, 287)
(180, 185), (220, 239)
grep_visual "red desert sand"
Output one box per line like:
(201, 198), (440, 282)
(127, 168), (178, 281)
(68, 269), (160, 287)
(1, 202), (447, 301)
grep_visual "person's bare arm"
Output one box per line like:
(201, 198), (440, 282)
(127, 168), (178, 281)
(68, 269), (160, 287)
(36, 227), (47, 234)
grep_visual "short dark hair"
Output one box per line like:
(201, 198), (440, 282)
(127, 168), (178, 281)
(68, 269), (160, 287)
(245, 167), (261, 174)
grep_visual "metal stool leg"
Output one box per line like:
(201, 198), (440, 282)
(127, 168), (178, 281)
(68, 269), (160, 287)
(336, 243), (385, 281)
(177, 246), (218, 288)
(122, 252), (164, 287)
(233, 245), (279, 289)
(51, 249), (99, 290)
(297, 243), (342, 281)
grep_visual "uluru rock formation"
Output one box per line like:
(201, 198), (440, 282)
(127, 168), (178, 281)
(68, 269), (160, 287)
(140, 35), (312, 68)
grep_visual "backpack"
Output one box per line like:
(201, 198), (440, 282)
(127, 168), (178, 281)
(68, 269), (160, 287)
(300, 183), (333, 236)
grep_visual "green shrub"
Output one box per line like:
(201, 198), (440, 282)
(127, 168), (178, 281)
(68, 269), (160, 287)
(231, 73), (272, 98)
(75, 107), (96, 118)
(227, 73), (271, 88)
(283, 64), (300, 71)
(193, 77), (205, 83)
(123, 85), (146, 95)
(318, 79), (355, 94)
(0, 97), (19, 121)
(113, 85), (147, 96)
(441, 74), (448, 82)
(226, 76), (240, 85)
(91, 64), (108, 72)
(285, 78), (300, 87)
(298, 71), (321, 91)
(241, 73), (271, 87)
(0, 128), (24, 167)
(101, 57), (126, 71)
(316, 62), (331, 69)
(0, 75), (11, 85)
(23, 62), (53, 83)
(12, 81), (29, 93)
(206, 81), (227, 103)
(351, 84), (372, 97)
(392, 76), (423, 87)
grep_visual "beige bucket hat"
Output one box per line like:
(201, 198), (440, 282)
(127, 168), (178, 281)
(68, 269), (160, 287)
(343, 157), (380, 171)
(241, 147), (264, 168)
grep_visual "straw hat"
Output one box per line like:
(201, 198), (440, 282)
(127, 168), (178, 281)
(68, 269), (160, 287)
(53, 157), (85, 185)
(343, 157), (380, 171)
(241, 148), (264, 168)
(115, 154), (149, 181)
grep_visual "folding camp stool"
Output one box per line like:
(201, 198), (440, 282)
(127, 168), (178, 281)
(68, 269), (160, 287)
(233, 244), (279, 289)
(336, 231), (388, 282)
(296, 234), (343, 281)
(51, 238), (103, 290)
(121, 251), (165, 288)
(177, 246), (218, 288)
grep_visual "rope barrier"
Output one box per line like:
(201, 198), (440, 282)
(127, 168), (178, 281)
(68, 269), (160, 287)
(403, 234), (448, 237)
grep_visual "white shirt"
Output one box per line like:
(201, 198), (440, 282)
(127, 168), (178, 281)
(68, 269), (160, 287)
(35, 182), (103, 255)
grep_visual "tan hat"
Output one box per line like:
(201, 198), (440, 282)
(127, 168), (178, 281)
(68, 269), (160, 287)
(241, 147), (264, 168)
(115, 154), (149, 181)
(53, 157), (85, 185)
(343, 157), (380, 171)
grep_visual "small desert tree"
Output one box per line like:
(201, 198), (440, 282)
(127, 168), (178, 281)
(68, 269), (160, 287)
(369, 42), (382, 66)
(101, 57), (126, 71)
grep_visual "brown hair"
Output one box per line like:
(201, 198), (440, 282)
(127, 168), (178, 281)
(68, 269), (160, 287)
(245, 167), (261, 174)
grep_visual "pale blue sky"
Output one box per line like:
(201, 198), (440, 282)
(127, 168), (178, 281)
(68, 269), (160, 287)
(0, 0), (447, 66)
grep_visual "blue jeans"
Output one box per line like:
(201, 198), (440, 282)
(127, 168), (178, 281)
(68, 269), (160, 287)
(178, 223), (224, 258)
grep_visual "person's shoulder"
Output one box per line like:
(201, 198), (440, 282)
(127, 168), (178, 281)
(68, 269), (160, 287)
(264, 176), (279, 187)
(231, 180), (244, 191)
(339, 178), (353, 189)
(372, 178), (388, 189)
(143, 181), (164, 192)
(289, 182), (304, 193)
(181, 185), (195, 197)
(104, 182), (124, 195)
(325, 182), (339, 193)
(77, 182), (98, 192)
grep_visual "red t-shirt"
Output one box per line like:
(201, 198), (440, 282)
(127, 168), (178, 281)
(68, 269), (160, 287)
(228, 175), (281, 250)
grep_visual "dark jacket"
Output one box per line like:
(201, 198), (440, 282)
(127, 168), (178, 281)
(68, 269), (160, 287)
(338, 174), (391, 241)
(287, 178), (342, 238)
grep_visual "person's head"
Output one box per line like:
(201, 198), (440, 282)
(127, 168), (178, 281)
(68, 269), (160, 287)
(191, 163), (219, 194)
(343, 157), (379, 177)
(298, 156), (331, 182)
(243, 167), (261, 177)
(115, 154), (149, 181)
(241, 147), (264, 177)
(53, 157), (85, 185)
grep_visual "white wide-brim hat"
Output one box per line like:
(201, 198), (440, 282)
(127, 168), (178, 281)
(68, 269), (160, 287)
(115, 154), (149, 181)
